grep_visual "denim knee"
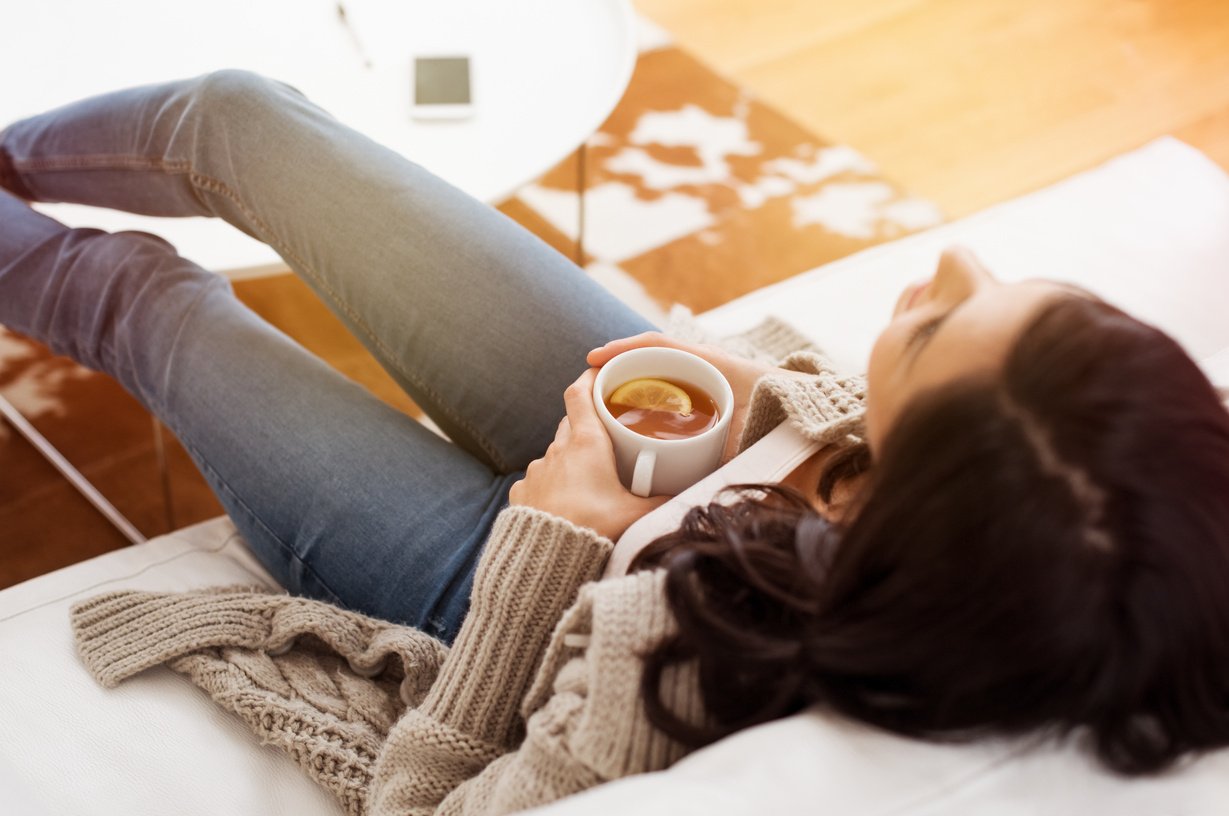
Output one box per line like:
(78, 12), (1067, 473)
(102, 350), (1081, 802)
(39, 229), (227, 381)
(187, 69), (308, 121)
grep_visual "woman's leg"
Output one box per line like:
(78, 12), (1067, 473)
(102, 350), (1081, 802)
(0, 70), (656, 473)
(0, 189), (511, 642)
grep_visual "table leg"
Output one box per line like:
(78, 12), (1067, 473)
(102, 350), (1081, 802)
(576, 139), (588, 266)
(0, 393), (147, 545)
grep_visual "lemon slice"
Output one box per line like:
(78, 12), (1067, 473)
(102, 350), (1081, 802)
(609, 378), (692, 415)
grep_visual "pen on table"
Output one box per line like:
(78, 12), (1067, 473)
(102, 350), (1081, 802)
(336, 2), (373, 69)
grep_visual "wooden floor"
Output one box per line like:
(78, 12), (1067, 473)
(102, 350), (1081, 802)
(636, 0), (1229, 217)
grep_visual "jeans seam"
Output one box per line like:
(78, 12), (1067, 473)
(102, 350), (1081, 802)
(17, 155), (191, 173)
(14, 152), (509, 470)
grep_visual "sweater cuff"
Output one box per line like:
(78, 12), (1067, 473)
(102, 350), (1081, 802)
(777, 349), (834, 375)
(736, 363), (868, 453)
(70, 587), (275, 688)
(420, 505), (613, 747)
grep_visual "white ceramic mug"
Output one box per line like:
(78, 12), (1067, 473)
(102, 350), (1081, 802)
(593, 347), (734, 497)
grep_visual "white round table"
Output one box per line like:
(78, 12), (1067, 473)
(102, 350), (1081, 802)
(1, 0), (635, 274)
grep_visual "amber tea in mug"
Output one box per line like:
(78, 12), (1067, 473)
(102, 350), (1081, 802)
(604, 378), (720, 440)
(594, 348), (734, 497)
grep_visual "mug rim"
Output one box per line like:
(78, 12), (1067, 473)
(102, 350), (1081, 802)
(592, 347), (734, 445)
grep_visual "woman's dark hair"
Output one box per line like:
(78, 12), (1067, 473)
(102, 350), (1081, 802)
(630, 295), (1229, 775)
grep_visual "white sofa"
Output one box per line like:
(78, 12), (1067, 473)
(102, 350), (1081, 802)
(2, 138), (1227, 815)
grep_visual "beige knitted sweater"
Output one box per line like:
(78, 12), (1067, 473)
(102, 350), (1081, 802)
(70, 326), (865, 816)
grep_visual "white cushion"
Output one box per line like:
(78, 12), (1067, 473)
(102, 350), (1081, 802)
(3, 136), (1228, 815)
(0, 517), (344, 816)
(526, 712), (1229, 816)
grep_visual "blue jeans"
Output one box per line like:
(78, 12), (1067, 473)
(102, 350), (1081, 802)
(0, 70), (654, 643)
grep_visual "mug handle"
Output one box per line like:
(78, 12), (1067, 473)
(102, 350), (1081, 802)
(630, 450), (656, 498)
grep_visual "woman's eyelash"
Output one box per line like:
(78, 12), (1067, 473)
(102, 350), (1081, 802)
(907, 316), (944, 349)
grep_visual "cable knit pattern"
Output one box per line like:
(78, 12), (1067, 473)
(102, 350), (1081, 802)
(72, 586), (449, 814)
(69, 318), (867, 815)
(70, 507), (619, 816)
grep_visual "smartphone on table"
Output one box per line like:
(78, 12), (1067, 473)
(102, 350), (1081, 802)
(411, 55), (474, 120)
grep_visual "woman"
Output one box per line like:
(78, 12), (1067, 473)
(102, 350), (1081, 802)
(7, 72), (1229, 813)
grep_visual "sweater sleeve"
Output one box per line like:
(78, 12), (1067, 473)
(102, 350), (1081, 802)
(70, 587), (451, 816)
(366, 505), (614, 813)
(370, 570), (697, 816)
(736, 349), (868, 452)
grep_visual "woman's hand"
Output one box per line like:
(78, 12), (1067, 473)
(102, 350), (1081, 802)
(509, 368), (669, 541)
(587, 332), (774, 462)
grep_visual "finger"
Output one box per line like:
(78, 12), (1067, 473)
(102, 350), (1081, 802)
(554, 416), (571, 443)
(586, 331), (682, 367)
(562, 368), (605, 437)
